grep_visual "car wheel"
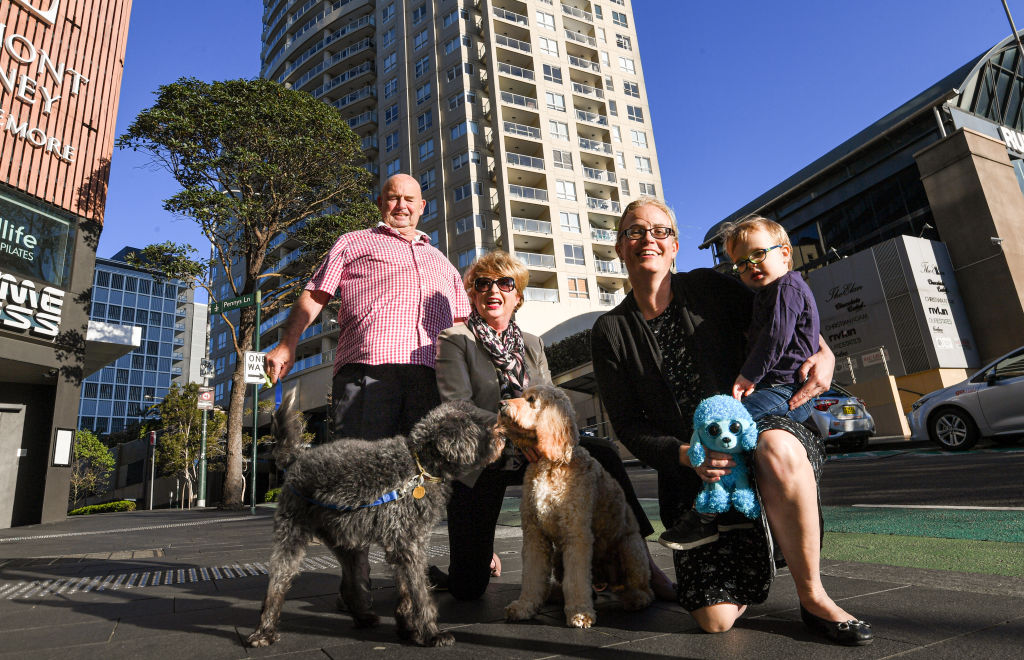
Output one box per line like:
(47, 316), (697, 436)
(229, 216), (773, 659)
(928, 407), (979, 450)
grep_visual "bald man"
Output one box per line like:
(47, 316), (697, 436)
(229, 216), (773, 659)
(265, 174), (470, 621)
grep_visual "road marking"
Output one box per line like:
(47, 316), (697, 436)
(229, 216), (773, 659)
(0, 516), (257, 544)
(1, 546), (451, 600)
(853, 504), (1024, 511)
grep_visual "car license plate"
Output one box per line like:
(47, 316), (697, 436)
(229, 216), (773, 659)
(842, 405), (856, 415)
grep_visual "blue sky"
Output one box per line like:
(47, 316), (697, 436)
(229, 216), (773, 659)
(102, 0), (1017, 278)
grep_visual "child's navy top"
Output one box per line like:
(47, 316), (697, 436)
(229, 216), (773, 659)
(740, 270), (820, 387)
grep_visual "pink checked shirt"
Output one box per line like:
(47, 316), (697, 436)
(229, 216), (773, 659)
(306, 224), (471, 374)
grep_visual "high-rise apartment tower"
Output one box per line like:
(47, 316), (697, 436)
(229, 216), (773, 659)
(261, 0), (662, 337)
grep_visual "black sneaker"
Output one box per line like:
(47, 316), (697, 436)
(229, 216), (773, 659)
(427, 565), (449, 591)
(717, 509), (756, 532)
(658, 513), (719, 550)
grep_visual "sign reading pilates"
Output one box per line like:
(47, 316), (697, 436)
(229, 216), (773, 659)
(0, 191), (74, 287)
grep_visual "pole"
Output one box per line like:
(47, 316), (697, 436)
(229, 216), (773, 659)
(1002, 1), (1024, 77)
(198, 408), (208, 507)
(147, 430), (156, 510)
(251, 289), (261, 515)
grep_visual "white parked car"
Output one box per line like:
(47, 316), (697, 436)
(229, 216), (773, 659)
(907, 345), (1024, 450)
(810, 385), (875, 452)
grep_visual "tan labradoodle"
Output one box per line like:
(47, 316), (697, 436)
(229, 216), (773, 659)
(498, 385), (653, 628)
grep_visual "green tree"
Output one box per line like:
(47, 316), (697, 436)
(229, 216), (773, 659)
(116, 77), (375, 507)
(153, 383), (227, 506)
(68, 429), (115, 510)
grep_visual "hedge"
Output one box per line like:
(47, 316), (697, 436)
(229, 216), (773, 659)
(68, 500), (137, 516)
(265, 487), (282, 503)
(544, 329), (592, 377)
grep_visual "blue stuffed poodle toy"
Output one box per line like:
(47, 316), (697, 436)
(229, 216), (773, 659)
(688, 395), (760, 519)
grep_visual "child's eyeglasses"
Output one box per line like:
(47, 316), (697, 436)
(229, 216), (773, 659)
(620, 225), (676, 240)
(473, 276), (516, 292)
(732, 245), (783, 273)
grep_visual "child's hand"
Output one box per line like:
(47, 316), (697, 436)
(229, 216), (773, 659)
(732, 375), (755, 400)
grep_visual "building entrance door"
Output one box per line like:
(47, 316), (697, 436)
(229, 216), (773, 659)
(0, 403), (27, 528)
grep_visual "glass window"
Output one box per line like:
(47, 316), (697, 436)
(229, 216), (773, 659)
(456, 214), (485, 234)
(639, 182), (656, 196)
(608, 99), (617, 116)
(444, 36), (459, 55)
(563, 243), (585, 266)
(611, 125), (621, 142)
(458, 247), (486, 269)
(626, 105), (644, 122)
(386, 158), (401, 176)
(381, 27), (395, 48)
(417, 109), (433, 133)
(615, 151), (626, 167)
(384, 104), (399, 125)
(623, 81), (640, 97)
(612, 10), (628, 27)
(414, 29), (429, 50)
(419, 139), (435, 161)
(539, 37), (558, 56)
(543, 64), (562, 84)
(412, 3), (427, 24)
(620, 178), (630, 196)
(385, 131), (399, 152)
(618, 56), (635, 73)
(536, 11), (555, 30)
(545, 92), (565, 112)
(549, 120), (569, 140)
(568, 277), (589, 299)
(381, 3), (395, 22)
(552, 150), (573, 169)
(635, 156), (652, 173)
(383, 52), (397, 74)
(95, 270), (110, 287)
(416, 82), (431, 105)
(555, 180), (577, 201)
(616, 34), (632, 50)
(559, 211), (581, 233)
(383, 78), (398, 99)
(420, 168), (436, 191)
(415, 55), (431, 77)
(594, 4), (604, 19)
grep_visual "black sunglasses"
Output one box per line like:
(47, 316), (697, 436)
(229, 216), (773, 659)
(473, 276), (516, 292)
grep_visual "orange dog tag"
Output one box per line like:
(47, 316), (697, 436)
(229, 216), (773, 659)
(412, 486), (426, 499)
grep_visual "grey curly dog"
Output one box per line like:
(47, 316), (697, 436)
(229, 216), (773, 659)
(246, 394), (504, 648)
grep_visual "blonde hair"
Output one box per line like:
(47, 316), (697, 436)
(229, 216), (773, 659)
(617, 197), (677, 236)
(721, 215), (793, 268)
(463, 250), (530, 310)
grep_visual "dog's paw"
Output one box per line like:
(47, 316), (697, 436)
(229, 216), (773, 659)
(566, 608), (596, 628)
(245, 629), (279, 647)
(505, 599), (538, 621)
(426, 631), (456, 647)
(352, 612), (380, 629)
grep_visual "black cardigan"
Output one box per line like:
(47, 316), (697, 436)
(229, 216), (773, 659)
(591, 268), (754, 527)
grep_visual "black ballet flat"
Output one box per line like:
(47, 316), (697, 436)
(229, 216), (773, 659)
(800, 605), (874, 646)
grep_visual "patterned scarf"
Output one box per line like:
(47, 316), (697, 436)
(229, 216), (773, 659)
(467, 309), (530, 400)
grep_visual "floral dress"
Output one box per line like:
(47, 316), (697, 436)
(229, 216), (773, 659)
(647, 299), (827, 611)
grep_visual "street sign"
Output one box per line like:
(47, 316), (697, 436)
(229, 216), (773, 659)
(244, 351), (268, 385)
(210, 293), (256, 315)
(197, 387), (214, 410)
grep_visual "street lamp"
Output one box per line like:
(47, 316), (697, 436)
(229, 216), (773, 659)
(142, 395), (161, 511)
(198, 358), (216, 507)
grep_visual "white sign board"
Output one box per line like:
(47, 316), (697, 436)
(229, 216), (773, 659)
(197, 387), (214, 410)
(244, 351), (267, 385)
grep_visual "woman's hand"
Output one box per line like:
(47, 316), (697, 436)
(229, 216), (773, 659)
(790, 339), (835, 409)
(679, 445), (735, 483)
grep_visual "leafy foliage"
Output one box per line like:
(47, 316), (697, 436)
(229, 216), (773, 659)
(264, 487), (281, 503)
(544, 329), (593, 376)
(68, 430), (114, 509)
(152, 383), (227, 505)
(116, 77), (374, 506)
(68, 500), (137, 516)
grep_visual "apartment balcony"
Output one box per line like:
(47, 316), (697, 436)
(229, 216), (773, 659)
(523, 286), (559, 303)
(509, 184), (548, 202)
(497, 62), (535, 82)
(586, 196), (621, 214)
(493, 6), (529, 26)
(171, 367), (183, 376)
(171, 352), (184, 361)
(259, 308), (289, 335)
(561, 3), (593, 23)
(347, 110), (377, 130)
(173, 322), (185, 332)
(579, 136), (612, 154)
(313, 61), (374, 98)
(495, 34), (531, 54)
(173, 337), (185, 346)
(564, 30), (597, 48)
(500, 91), (538, 111)
(506, 152), (544, 170)
(360, 134), (378, 152)
(599, 290), (626, 306)
(591, 227), (617, 243)
(513, 217), (553, 234)
(568, 54), (600, 72)
(575, 108), (608, 127)
(595, 258), (625, 275)
(571, 81), (604, 99)
(289, 37), (373, 91)
(175, 307), (187, 318)
(289, 349), (334, 377)
(583, 166), (616, 184)
(503, 121), (541, 140)
(330, 85), (375, 112)
(516, 251), (556, 268)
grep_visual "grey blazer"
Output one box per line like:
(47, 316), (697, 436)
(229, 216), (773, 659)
(435, 322), (551, 485)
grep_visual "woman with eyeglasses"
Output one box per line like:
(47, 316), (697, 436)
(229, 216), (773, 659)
(591, 199), (873, 645)
(430, 250), (676, 602)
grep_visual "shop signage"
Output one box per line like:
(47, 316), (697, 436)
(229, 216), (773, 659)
(0, 269), (64, 337)
(998, 125), (1024, 157)
(0, 190), (74, 287)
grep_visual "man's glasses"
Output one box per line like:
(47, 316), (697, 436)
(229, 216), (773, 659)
(620, 225), (677, 240)
(474, 276), (516, 293)
(732, 245), (783, 273)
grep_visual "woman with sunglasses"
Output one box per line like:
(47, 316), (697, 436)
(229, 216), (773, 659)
(430, 250), (676, 602)
(591, 199), (873, 645)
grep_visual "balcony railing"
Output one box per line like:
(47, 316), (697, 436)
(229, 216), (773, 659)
(493, 6), (528, 26)
(259, 309), (289, 335)
(579, 137), (612, 154)
(591, 227), (617, 242)
(523, 286), (559, 302)
(173, 322), (185, 332)
(587, 196), (621, 213)
(575, 108), (608, 126)
(564, 30), (597, 47)
(583, 166), (616, 183)
(313, 61), (374, 98)
(509, 184), (548, 201)
(500, 91), (538, 110)
(571, 81), (604, 99)
(561, 3), (593, 22)
(290, 349), (334, 376)
(568, 54), (600, 72)
(172, 337), (185, 346)
(503, 121), (541, 139)
(506, 152), (544, 169)
(347, 110), (377, 129)
(599, 291), (625, 306)
(298, 322), (323, 342)
(331, 85), (375, 111)
(512, 217), (553, 234)
(497, 62), (535, 81)
(360, 134), (378, 150)
(171, 352), (184, 361)
(495, 34), (531, 53)
(516, 251), (556, 268)
(595, 259), (624, 274)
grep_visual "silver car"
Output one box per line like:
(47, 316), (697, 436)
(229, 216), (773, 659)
(810, 385), (876, 452)
(907, 345), (1024, 450)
